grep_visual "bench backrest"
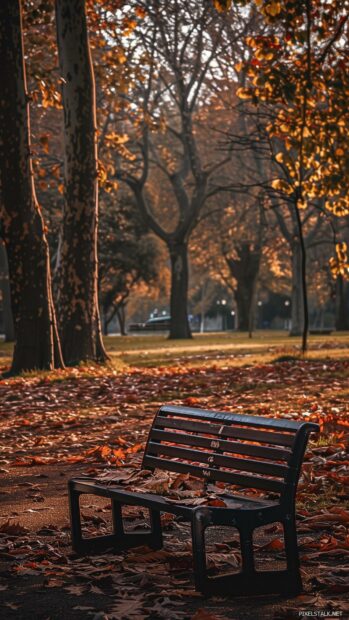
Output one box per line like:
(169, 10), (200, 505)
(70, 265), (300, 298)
(142, 405), (319, 502)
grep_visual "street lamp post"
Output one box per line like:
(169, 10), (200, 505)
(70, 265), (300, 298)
(216, 299), (227, 331)
(284, 300), (291, 331)
(231, 310), (236, 330)
(257, 300), (263, 329)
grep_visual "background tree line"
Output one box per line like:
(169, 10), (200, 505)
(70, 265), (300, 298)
(0, 0), (348, 374)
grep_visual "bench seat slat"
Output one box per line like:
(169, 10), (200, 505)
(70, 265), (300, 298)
(155, 416), (295, 447)
(146, 442), (289, 477)
(160, 405), (304, 431)
(151, 429), (291, 461)
(144, 455), (285, 493)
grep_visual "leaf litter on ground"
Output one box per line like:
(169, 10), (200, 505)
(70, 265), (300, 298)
(0, 358), (348, 618)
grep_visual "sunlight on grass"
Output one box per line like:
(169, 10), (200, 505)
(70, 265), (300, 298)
(1, 330), (348, 373)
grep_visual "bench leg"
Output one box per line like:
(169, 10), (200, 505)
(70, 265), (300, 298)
(68, 481), (83, 552)
(68, 483), (163, 555)
(283, 516), (302, 594)
(112, 501), (162, 549)
(150, 509), (163, 550)
(191, 509), (210, 592)
(111, 500), (124, 535)
(239, 527), (255, 575)
(190, 513), (303, 596)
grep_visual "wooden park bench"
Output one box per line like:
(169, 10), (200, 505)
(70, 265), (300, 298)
(68, 405), (319, 596)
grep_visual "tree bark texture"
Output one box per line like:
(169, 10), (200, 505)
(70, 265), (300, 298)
(168, 241), (192, 339)
(0, 243), (15, 342)
(335, 275), (349, 331)
(290, 239), (305, 337)
(226, 243), (261, 332)
(0, 0), (63, 373)
(116, 304), (127, 336)
(55, 0), (108, 365)
(235, 280), (257, 332)
(293, 203), (309, 353)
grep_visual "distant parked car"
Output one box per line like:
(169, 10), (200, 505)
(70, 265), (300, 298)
(128, 321), (145, 332)
(144, 316), (171, 330)
(129, 316), (171, 332)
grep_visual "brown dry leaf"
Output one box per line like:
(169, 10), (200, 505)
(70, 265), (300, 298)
(207, 498), (227, 507)
(141, 474), (171, 494)
(44, 579), (65, 588)
(4, 603), (20, 610)
(170, 473), (190, 490)
(90, 585), (105, 595)
(207, 552), (239, 568)
(64, 584), (85, 596)
(0, 520), (29, 536)
(165, 496), (207, 506)
(0, 359), (348, 618)
(165, 588), (202, 598)
(168, 552), (193, 571)
(191, 609), (225, 620)
(125, 548), (171, 564)
(303, 511), (349, 526)
(257, 538), (284, 552)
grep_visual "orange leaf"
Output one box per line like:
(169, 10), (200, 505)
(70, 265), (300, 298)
(207, 498), (227, 507)
(258, 538), (284, 551)
(113, 448), (126, 459)
(101, 445), (111, 458)
(126, 443), (143, 454)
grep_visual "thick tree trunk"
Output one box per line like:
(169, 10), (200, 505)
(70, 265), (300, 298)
(116, 305), (127, 336)
(103, 312), (108, 336)
(234, 280), (257, 332)
(0, 243), (15, 342)
(335, 275), (349, 331)
(0, 0), (63, 373)
(55, 0), (108, 365)
(168, 240), (192, 339)
(226, 243), (260, 333)
(290, 240), (304, 337)
(293, 204), (309, 353)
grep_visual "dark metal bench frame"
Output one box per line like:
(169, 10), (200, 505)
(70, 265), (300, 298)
(68, 405), (319, 596)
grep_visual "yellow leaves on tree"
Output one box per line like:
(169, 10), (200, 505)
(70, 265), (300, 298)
(35, 80), (62, 110)
(135, 7), (147, 19)
(325, 198), (349, 218)
(213, 0), (232, 12)
(296, 198), (307, 210)
(271, 178), (293, 194)
(122, 17), (137, 36)
(329, 242), (349, 280)
(236, 87), (253, 100)
(97, 161), (108, 185)
(263, 1), (282, 18)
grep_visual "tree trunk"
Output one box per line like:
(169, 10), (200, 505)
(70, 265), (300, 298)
(289, 240), (304, 337)
(335, 275), (349, 331)
(234, 280), (257, 332)
(0, 0), (64, 373)
(292, 204), (309, 353)
(168, 240), (192, 339)
(0, 241), (15, 342)
(116, 304), (127, 336)
(102, 311), (108, 336)
(0, 243), (15, 342)
(226, 243), (260, 333)
(55, 0), (108, 365)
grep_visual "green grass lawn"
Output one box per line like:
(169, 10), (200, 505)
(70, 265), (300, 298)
(1, 330), (349, 370)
